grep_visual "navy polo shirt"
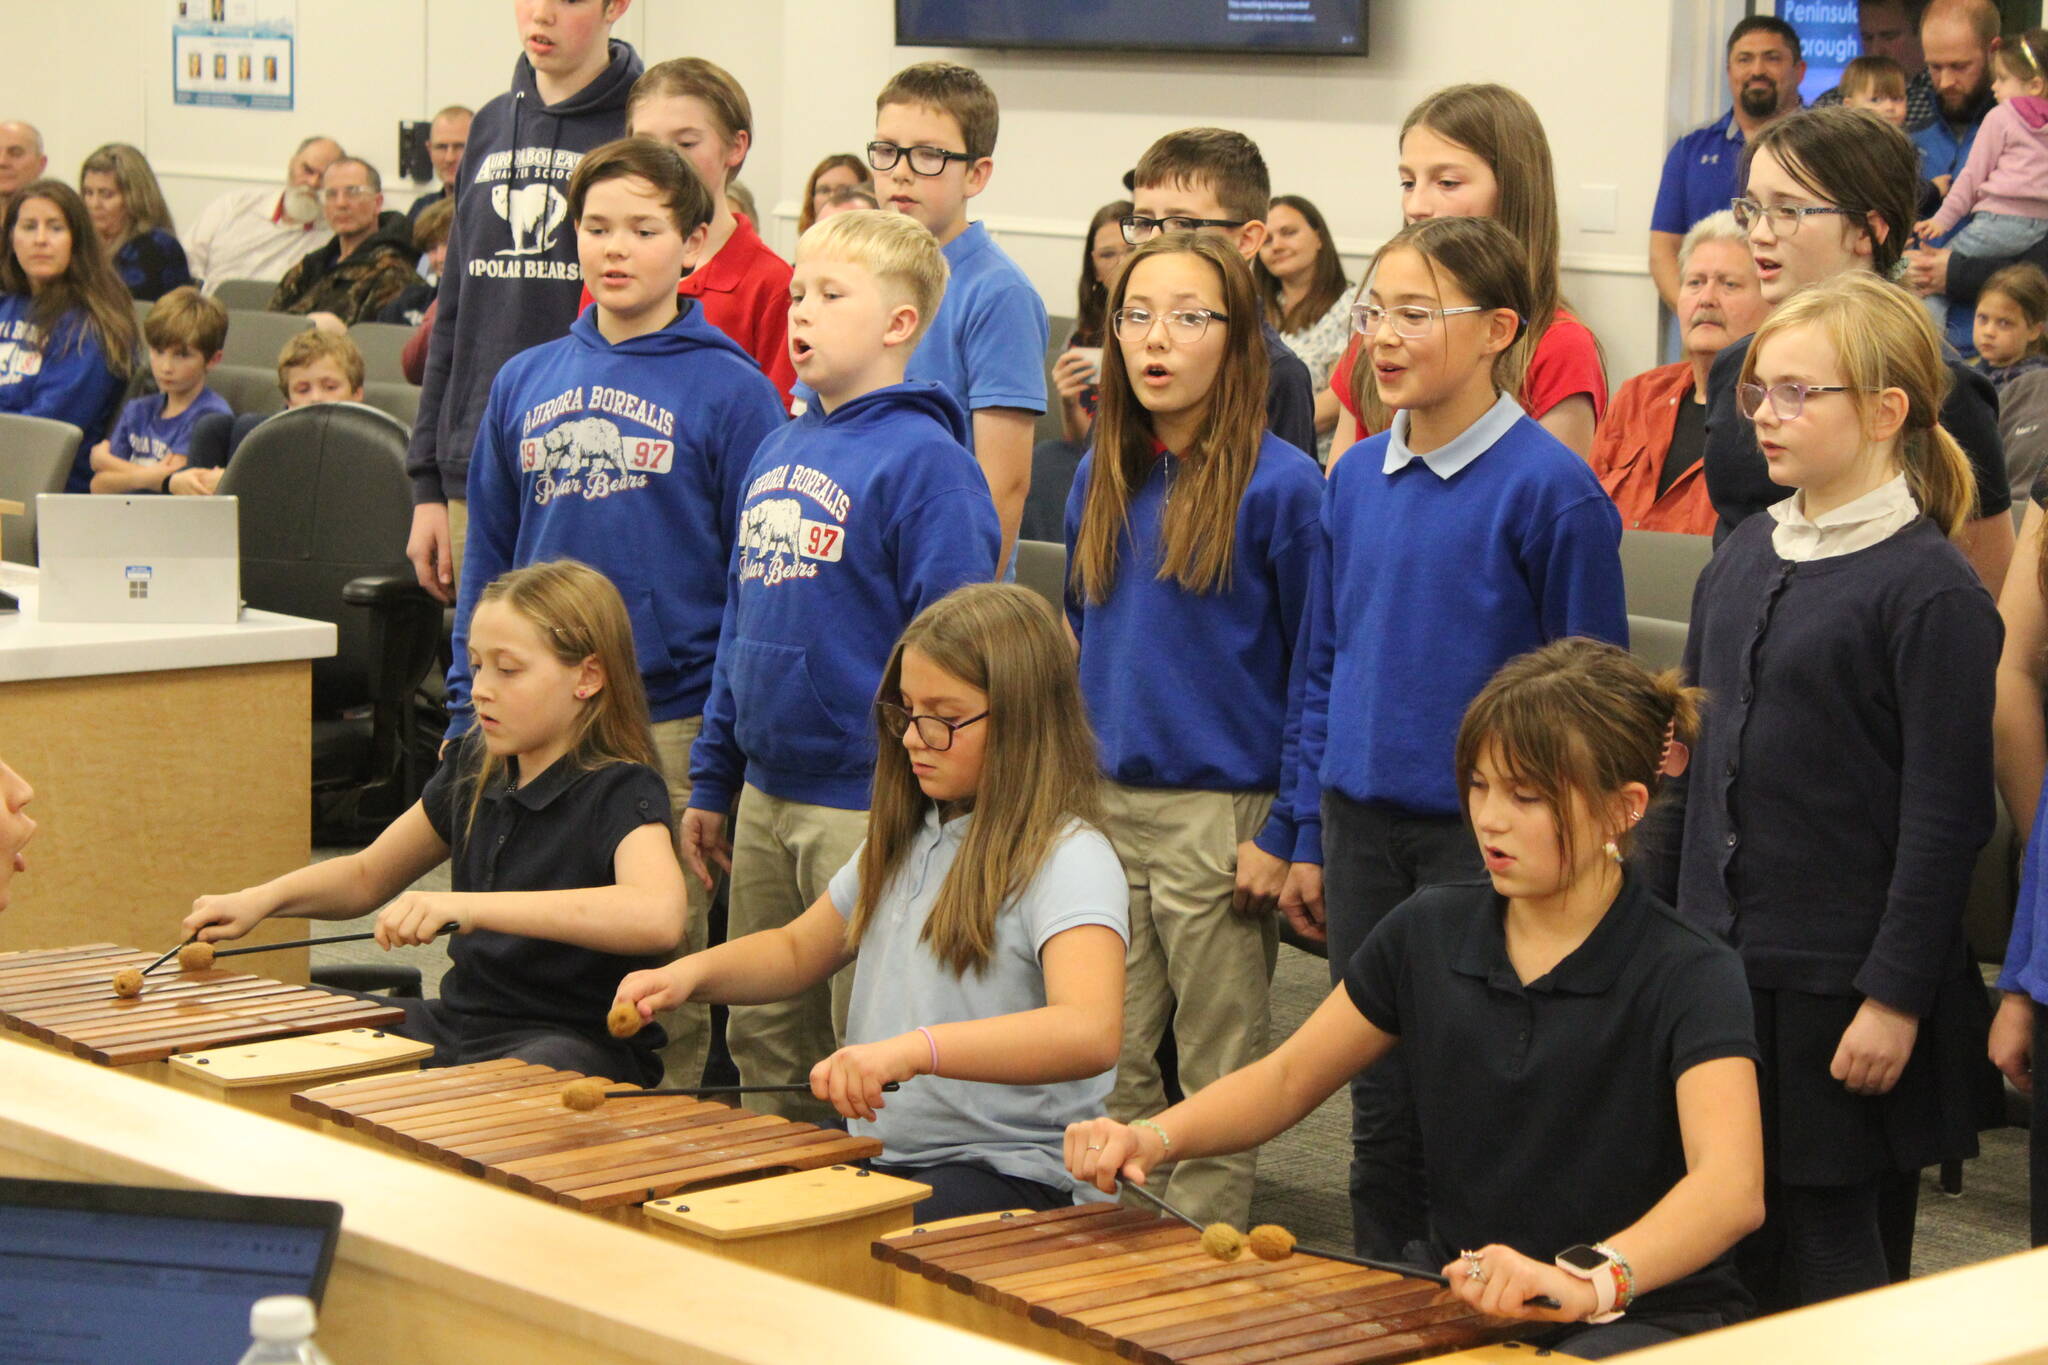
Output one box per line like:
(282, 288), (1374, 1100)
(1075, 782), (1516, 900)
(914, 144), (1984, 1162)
(1653, 109), (1748, 237)
(1344, 875), (1757, 1324)
(421, 743), (675, 1049)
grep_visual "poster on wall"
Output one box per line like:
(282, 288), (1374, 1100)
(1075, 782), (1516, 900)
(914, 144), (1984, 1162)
(170, 0), (295, 111)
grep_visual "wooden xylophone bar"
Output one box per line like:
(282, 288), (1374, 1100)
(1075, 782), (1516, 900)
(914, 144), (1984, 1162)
(875, 1203), (1523, 1365)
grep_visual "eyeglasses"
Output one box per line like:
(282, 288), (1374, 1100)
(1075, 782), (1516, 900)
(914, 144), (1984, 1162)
(1350, 302), (1493, 338)
(1730, 197), (1854, 236)
(1112, 306), (1229, 343)
(1736, 380), (1864, 421)
(866, 141), (974, 176)
(320, 186), (376, 202)
(1090, 245), (1130, 268)
(1120, 214), (1247, 245)
(875, 702), (989, 751)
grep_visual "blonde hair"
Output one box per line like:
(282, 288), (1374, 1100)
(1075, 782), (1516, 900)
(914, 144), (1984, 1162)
(877, 61), (999, 160)
(276, 329), (364, 396)
(143, 286), (228, 356)
(847, 585), (1103, 976)
(627, 57), (753, 178)
(79, 143), (175, 243)
(1456, 639), (1703, 873)
(461, 560), (660, 840)
(1739, 272), (1976, 536)
(797, 210), (949, 348)
(1071, 233), (1271, 604)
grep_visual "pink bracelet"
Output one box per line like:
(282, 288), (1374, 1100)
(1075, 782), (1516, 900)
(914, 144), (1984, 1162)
(916, 1026), (940, 1077)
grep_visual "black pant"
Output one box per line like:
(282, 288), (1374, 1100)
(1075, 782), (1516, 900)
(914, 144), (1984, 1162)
(1320, 791), (1482, 1258)
(867, 1160), (1071, 1224)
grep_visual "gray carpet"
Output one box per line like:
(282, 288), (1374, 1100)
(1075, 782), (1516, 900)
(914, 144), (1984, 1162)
(310, 855), (2032, 1278)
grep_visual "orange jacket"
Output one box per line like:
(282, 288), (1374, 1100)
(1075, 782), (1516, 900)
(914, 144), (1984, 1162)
(1587, 362), (1717, 535)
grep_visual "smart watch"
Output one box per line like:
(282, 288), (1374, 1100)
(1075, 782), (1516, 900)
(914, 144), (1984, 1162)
(1554, 1243), (1624, 1323)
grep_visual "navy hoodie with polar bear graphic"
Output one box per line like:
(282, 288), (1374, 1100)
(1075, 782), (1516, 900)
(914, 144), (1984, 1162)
(688, 381), (1000, 813)
(446, 302), (787, 738)
(408, 39), (642, 509)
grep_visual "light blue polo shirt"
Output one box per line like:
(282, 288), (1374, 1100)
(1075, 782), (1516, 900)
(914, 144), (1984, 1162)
(907, 221), (1050, 447)
(829, 809), (1128, 1197)
(1652, 108), (1748, 236)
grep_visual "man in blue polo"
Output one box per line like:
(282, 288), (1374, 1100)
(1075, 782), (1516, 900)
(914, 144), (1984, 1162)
(1649, 17), (1805, 314)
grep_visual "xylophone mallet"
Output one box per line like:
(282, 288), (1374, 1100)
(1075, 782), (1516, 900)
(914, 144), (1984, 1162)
(559, 1079), (902, 1111)
(119, 923), (459, 996)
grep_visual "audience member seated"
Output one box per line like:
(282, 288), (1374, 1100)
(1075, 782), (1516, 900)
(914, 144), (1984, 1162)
(819, 183), (878, 217)
(1813, 0), (1940, 129)
(797, 152), (873, 236)
(183, 135), (341, 291)
(89, 287), (232, 496)
(1650, 16), (1805, 314)
(1973, 262), (2048, 507)
(1915, 0), (1999, 197)
(1257, 193), (1351, 464)
(1589, 211), (1766, 534)
(0, 179), (137, 491)
(188, 328), (368, 472)
(80, 143), (193, 302)
(379, 197), (452, 327)
(0, 121), (47, 198)
(269, 157), (421, 327)
(403, 105), (471, 231)
(1840, 54), (1913, 128)
(1049, 199), (1130, 445)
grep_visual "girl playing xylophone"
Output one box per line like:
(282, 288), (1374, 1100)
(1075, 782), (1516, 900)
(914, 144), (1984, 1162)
(615, 584), (1130, 1223)
(1069, 640), (1765, 1360)
(186, 560), (690, 1086)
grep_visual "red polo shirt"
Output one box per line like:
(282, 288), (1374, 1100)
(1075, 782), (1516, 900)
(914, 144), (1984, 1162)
(1586, 361), (1716, 535)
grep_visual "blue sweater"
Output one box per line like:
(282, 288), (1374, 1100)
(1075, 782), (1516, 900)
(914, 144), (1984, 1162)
(0, 295), (128, 491)
(1289, 396), (1627, 861)
(449, 303), (787, 736)
(688, 381), (1000, 812)
(1064, 431), (1322, 854)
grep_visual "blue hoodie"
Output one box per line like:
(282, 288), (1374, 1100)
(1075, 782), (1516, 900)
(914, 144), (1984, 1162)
(0, 295), (128, 491)
(688, 382), (1000, 813)
(408, 39), (642, 507)
(1064, 432), (1322, 855)
(447, 303), (787, 737)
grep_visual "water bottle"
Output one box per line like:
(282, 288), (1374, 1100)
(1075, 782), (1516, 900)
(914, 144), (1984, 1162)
(235, 1295), (335, 1364)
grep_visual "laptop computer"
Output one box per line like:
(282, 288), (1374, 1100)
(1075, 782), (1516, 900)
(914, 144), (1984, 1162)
(0, 1177), (343, 1365)
(34, 494), (242, 625)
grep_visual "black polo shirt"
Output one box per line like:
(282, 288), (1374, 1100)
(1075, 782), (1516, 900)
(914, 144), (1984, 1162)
(1344, 874), (1757, 1322)
(421, 743), (674, 1045)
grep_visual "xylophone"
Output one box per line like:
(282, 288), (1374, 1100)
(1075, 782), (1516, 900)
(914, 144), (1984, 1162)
(292, 1058), (930, 1298)
(0, 943), (420, 1120)
(874, 1203), (1527, 1365)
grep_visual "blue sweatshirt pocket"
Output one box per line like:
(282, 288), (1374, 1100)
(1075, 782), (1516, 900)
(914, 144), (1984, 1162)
(624, 586), (680, 693)
(730, 637), (863, 775)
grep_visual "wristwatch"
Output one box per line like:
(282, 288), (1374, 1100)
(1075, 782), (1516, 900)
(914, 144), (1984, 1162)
(1554, 1243), (1625, 1323)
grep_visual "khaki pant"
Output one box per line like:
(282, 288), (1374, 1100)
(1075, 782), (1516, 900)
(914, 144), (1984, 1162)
(725, 783), (868, 1121)
(1101, 784), (1278, 1228)
(446, 496), (467, 597)
(649, 716), (716, 1088)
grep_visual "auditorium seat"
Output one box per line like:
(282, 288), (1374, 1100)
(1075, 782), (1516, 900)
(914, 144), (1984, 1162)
(350, 321), (418, 386)
(207, 364), (289, 418)
(0, 413), (81, 565)
(211, 279), (276, 310)
(223, 310), (314, 368)
(1626, 614), (1687, 674)
(362, 380), (421, 429)
(1015, 539), (1066, 613)
(1619, 528), (1715, 622)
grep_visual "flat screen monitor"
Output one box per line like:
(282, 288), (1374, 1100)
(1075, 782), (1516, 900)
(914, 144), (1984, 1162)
(896, 0), (1369, 58)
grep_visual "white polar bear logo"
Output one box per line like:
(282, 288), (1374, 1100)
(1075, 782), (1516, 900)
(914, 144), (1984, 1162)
(742, 498), (804, 568)
(541, 417), (627, 477)
(492, 182), (569, 256)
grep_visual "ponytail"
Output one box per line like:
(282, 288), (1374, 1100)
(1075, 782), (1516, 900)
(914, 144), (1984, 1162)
(1905, 426), (1975, 537)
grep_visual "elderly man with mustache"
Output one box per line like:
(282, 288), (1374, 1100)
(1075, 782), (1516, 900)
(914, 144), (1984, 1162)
(1591, 211), (1769, 534)
(1650, 16), (1806, 315)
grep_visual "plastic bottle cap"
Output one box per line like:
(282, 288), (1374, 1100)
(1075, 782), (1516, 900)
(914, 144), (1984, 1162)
(250, 1295), (317, 1342)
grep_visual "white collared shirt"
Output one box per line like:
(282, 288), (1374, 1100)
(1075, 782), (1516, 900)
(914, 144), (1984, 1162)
(1383, 392), (1524, 479)
(1767, 473), (1920, 562)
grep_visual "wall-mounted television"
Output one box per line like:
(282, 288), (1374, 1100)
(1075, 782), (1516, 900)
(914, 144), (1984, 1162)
(895, 1), (1369, 58)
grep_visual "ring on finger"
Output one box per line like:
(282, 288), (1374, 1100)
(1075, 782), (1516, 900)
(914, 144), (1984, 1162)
(1461, 1250), (1486, 1285)
(1086, 1143), (1103, 1151)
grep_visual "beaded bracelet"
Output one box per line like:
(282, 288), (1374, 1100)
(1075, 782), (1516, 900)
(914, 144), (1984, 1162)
(1130, 1118), (1173, 1157)
(1594, 1242), (1636, 1310)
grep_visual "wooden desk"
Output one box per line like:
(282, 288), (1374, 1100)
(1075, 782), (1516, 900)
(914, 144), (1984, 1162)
(0, 567), (335, 977)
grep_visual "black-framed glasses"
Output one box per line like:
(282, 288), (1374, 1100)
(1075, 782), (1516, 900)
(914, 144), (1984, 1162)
(866, 141), (974, 176)
(1111, 306), (1229, 344)
(1730, 197), (1855, 236)
(876, 702), (989, 751)
(1736, 380), (1862, 421)
(1350, 302), (1492, 338)
(1120, 214), (1247, 245)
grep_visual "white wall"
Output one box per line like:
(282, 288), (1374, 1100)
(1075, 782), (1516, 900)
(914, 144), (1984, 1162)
(14, 0), (1713, 382)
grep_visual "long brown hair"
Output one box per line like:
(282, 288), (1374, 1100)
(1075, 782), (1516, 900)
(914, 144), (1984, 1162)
(799, 153), (871, 235)
(0, 179), (136, 381)
(79, 143), (175, 245)
(847, 585), (1104, 976)
(1739, 272), (1975, 536)
(1740, 107), (1918, 278)
(1455, 638), (1703, 874)
(1982, 262), (2048, 358)
(1257, 194), (1347, 334)
(627, 57), (753, 181)
(1070, 233), (1270, 604)
(1351, 84), (1564, 432)
(1074, 199), (1132, 346)
(1356, 217), (1535, 410)
(461, 560), (661, 840)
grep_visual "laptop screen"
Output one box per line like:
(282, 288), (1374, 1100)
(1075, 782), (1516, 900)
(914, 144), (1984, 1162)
(0, 1178), (342, 1364)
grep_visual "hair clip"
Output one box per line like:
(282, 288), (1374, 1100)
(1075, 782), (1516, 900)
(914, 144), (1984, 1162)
(1657, 719), (1690, 779)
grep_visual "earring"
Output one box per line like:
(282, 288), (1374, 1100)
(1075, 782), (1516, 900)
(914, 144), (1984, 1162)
(1603, 839), (1623, 864)
(1629, 808), (1642, 825)
(574, 688), (591, 699)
